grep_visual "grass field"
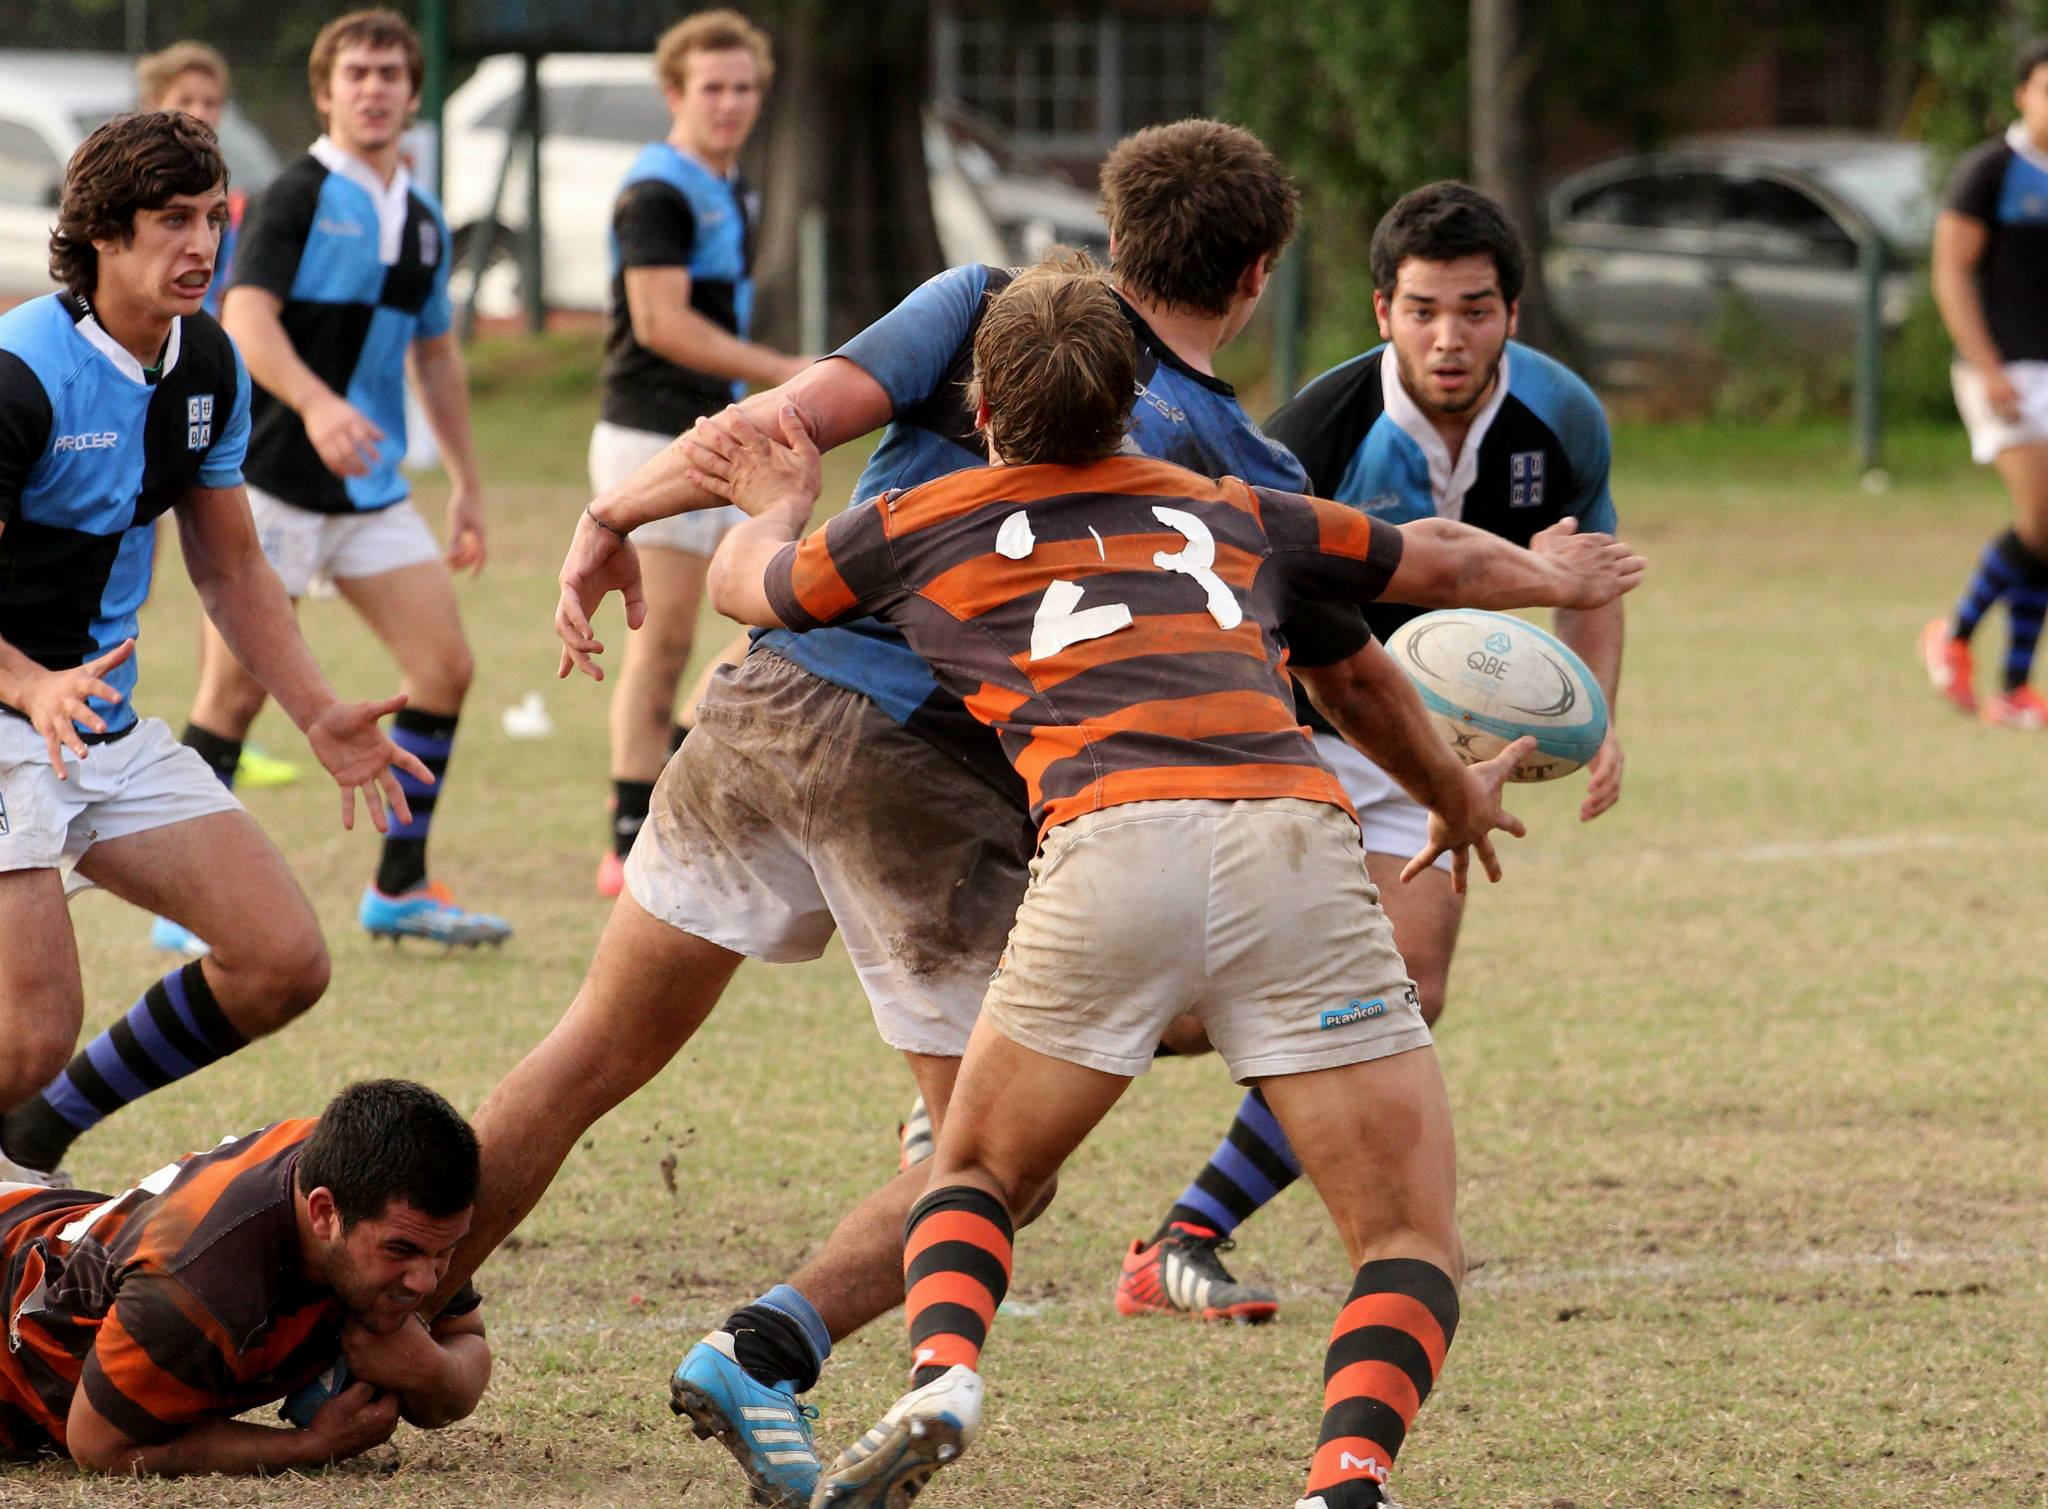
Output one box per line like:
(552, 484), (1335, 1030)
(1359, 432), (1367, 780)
(16, 336), (2048, 1509)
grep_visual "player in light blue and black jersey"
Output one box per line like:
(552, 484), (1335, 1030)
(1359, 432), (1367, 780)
(167, 10), (507, 948)
(0, 111), (428, 1184)
(1129, 183), (1628, 1331)
(588, 12), (807, 895)
(1923, 37), (2048, 728)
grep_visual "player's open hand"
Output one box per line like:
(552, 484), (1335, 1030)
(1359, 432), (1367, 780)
(555, 511), (647, 681)
(306, 694), (433, 834)
(1580, 727), (1624, 822)
(445, 487), (488, 576)
(304, 1380), (401, 1463)
(303, 391), (385, 479)
(1404, 735), (1532, 892)
(685, 404), (822, 519)
(17, 639), (133, 780)
(1530, 517), (1646, 609)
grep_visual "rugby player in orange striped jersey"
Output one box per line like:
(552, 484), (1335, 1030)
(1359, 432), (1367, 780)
(0, 1080), (489, 1475)
(699, 255), (1643, 1509)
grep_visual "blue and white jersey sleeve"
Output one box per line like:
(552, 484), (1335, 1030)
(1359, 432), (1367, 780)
(195, 346), (252, 489)
(416, 205), (455, 340)
(833, 264), (993, 415)
(1509, 348), (1617, 533)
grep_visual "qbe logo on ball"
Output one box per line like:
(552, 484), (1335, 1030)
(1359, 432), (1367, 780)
(1386, 609), (1608, 782)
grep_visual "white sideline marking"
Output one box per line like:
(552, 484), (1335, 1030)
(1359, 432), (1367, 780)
(1625, 831), (2044, 867)
(498, 1240), (2040, 1340)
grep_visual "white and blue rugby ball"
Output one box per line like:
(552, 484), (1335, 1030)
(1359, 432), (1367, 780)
(1385, 609), (1607, 783)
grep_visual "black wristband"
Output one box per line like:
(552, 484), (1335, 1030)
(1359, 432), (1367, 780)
(584, 505), (631, 542)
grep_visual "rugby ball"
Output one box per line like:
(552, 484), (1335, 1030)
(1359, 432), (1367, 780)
(1385, 610), (1607, 782)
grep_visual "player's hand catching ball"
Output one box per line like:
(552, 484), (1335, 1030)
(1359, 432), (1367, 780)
(305, 694), (434, 834)
(686, 404), (822, 521)
(1404, 735), (1533, 893)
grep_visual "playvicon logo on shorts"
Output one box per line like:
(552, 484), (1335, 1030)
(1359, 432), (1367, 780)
(1319, 998), (1387, 1030)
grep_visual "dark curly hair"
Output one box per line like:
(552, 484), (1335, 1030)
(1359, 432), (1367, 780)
(1369, 181), (1526, 305)
(297, 1079), (480, 1228)
(49, 110), (227, 297)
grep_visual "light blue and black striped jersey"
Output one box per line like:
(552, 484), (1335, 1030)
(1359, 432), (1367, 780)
(1946, 126), (2048, 362)
(600, 142), (756, 434)
(0, 293), (250, 737)
(755, 262), (1313, 789)
(231, 136), (452, 514)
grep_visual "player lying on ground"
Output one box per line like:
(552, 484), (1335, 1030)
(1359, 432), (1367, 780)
(0, 1079), (488, 1474)
(702, 255), (1645, 1508)
(1105, 181), (1632, 1323)
(0, 110), (429, 1186)
(447, 123), (1638, 1509)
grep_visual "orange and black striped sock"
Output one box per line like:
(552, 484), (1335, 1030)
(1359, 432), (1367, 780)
(1304, 1258), (1460, 1508)
(904, 1185), (1013, 1389)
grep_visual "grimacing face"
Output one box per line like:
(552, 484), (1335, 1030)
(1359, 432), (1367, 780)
(315, 1196), (473, 1335)
(92, 186), (228, 320)
(1373, 252), (1517, 419)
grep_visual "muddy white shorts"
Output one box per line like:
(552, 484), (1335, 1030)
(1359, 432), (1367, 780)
(588, 421), (745, 557)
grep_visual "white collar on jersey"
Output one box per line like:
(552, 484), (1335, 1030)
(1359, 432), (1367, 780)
(311, 135), (413, 266)
(2006, 121), (2048, 177)
(71, 293), (182, 386)
(1379, 343), (1512, 523)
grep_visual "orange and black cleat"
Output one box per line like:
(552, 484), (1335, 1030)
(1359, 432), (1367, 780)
(1920, 619), (1978, 716)
(1115, 1222), (1278, 1324)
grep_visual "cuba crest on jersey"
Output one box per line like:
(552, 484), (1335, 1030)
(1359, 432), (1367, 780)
(187, 393), (214, 451)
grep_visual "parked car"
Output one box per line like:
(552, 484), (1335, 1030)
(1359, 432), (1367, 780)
(0, 50), (281, 300)
(442, 54), (1105, 317)
(1543, 132), (1936, 369)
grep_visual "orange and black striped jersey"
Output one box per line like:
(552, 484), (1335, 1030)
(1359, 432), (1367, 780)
(0, 1120), (478, 1458)
(764, 454), (1406, 834)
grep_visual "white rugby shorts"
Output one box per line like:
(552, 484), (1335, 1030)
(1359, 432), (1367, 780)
(248, 486), (441, 597)
(1952, 361), (2048, 464)
(1312, 731), (1452, 873)
(0, 715), (241, 878)
(588, 421), (745, 557)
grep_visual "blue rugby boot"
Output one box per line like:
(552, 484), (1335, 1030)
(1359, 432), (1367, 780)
(670, 1330), (822, 1507)
(812, 1364), (982, 1508)
(149, 915), (209, 956)
(358, 882), (511, 948)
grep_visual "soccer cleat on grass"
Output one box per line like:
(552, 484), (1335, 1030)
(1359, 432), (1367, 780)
(358, 882), (512, 948)
(596, 849), (626, 899)
(149, 915), (210, 956)
(1919, 619), (1977, 715)
(1115, 1222), (1279, 1324)
(811, 1364), (982, 1508)
(669, 1330), (822, 1508)
(234, 744), (302, 789)
(897, 1095), (934, 1171)
(1982, 684), (2048, 729)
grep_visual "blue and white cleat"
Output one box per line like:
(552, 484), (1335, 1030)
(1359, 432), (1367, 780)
(669, 1330), (822, 1508)
(811, 1364), (982, 1508)
(149, 915), (209, 956)
(358, 883), (511, 948)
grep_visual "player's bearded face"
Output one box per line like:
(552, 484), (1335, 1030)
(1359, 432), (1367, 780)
(1377, 254), (1515, 418)
(323, 1201), (473, 1332)
(95, 189), (228, 318)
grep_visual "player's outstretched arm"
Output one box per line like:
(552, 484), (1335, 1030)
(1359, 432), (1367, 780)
(1385, 515), (1645, 611)
(66, 1379), (399, 1475)
(701, 404), (826, 627)
(342, 1309), (492, 1431)
(175, 484), (433, 831)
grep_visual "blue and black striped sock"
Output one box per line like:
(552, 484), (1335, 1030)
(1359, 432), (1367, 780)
(722, 1283), (833, 1392)
(2004, 584), (2048, 691)
(1159, 1086), (1302, 1242)
(377, 708), (458, 896)
(1, 962), (247, 1172)
(1953, 531), (2033, 641)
